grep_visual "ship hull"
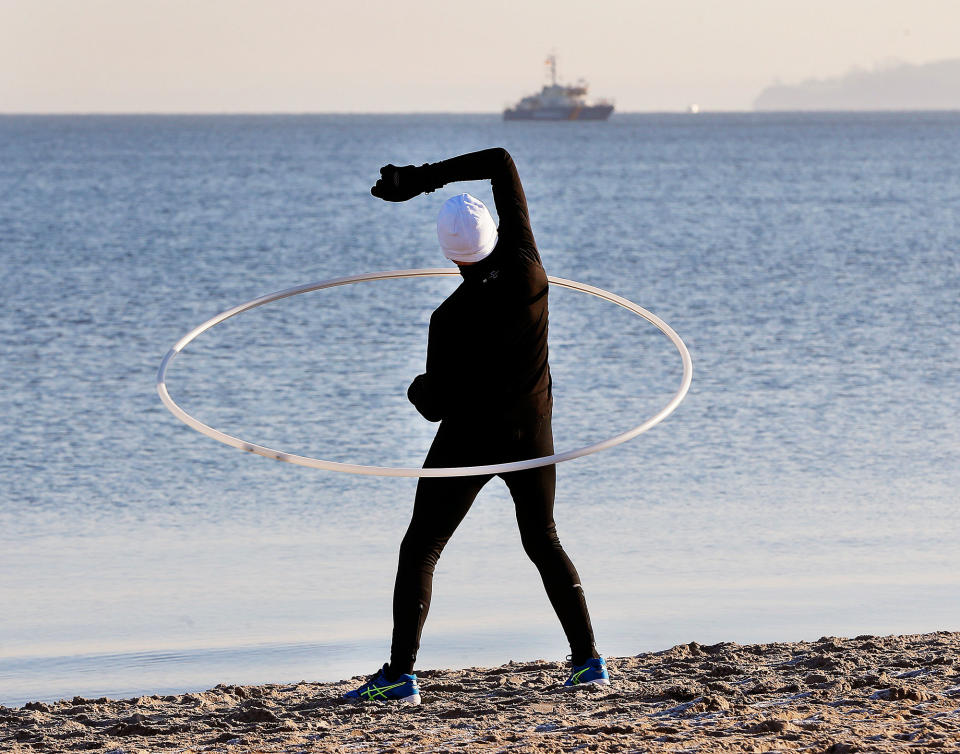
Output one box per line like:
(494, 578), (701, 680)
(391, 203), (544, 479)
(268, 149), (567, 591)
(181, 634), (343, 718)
(503, 104), (614, 121)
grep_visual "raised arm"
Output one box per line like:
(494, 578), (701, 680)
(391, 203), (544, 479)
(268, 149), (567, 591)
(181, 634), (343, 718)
(371, 148), (538, 262)
(424, 148), (535, 254)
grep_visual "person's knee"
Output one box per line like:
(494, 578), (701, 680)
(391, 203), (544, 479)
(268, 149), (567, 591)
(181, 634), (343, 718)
(398, 531), (446, 572)
(519, 527), (563, 563)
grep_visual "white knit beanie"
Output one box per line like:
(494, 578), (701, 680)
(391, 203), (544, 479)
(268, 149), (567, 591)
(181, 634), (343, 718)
(436, 193), (499, 263)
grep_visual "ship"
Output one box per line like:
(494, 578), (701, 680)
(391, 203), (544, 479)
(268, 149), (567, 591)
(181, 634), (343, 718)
(504, 54), (614, 121)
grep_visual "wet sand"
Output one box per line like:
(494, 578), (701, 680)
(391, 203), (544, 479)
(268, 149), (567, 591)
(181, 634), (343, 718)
(3, 632), (958, 752)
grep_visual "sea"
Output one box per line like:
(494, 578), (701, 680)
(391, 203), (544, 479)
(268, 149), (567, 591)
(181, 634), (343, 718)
(1, 113), (958, 707)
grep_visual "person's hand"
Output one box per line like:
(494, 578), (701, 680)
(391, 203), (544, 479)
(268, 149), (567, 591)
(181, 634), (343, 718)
(407, 373), (445, 421)
(371, 164), (428, 202)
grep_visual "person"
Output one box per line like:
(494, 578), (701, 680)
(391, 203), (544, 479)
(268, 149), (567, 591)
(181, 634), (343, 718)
(344, 148), (608, 706)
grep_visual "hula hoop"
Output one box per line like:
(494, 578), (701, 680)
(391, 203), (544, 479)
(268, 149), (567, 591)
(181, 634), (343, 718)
(157, 268), (692, 477)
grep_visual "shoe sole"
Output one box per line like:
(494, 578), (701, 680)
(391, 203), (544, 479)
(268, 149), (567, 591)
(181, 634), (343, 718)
(565, 677), (611, 687)
(343, 692), (422, 705)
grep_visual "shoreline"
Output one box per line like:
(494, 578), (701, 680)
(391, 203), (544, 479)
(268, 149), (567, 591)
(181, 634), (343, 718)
(3, 631), (958, 752)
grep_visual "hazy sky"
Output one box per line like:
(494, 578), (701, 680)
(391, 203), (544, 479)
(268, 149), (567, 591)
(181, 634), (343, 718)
(2, 0), (958, 112)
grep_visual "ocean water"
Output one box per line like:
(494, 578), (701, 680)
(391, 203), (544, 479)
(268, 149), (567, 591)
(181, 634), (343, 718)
(0, 113), (958, 707)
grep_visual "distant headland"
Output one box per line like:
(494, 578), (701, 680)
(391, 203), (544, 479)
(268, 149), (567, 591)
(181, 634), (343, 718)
(754, 58), (960, 111)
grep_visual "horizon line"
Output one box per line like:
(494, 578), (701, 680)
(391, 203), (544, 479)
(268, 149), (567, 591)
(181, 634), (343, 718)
(3, 108), (960, 117)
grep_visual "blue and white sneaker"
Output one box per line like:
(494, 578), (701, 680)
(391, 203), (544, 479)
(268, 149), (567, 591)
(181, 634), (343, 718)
(564, 656), (610, 686)
(344, 664), (421, 705)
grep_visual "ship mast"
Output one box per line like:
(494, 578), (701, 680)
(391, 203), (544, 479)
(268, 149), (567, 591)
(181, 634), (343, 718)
(546, 53), (557, 86)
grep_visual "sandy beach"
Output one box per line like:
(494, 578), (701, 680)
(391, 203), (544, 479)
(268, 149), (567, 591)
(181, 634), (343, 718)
(2, 631), (958, 752)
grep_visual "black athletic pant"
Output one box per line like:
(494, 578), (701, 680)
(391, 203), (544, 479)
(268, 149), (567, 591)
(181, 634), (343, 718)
(389, 410), (597, 676)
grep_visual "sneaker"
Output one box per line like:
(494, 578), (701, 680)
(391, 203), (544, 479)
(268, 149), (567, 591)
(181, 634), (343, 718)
(564, 656), (610, 686)
(344, 664), (421, 705)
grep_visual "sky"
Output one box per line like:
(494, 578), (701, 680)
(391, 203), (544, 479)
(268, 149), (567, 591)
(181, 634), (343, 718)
(1, 0), (958, 113)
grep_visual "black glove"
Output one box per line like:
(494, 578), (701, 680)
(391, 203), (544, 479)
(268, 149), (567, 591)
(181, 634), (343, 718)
(407, 373), (445, 422)
(371, 163), (440, 202)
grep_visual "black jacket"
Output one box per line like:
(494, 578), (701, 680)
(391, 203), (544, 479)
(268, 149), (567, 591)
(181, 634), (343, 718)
(407, 148), (552, 424)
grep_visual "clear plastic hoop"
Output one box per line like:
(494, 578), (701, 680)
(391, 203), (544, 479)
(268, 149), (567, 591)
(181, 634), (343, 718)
(157, 268), (692, 477)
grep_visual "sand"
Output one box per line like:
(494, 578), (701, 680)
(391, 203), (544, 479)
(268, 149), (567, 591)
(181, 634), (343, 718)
(3, 632), (959, 753)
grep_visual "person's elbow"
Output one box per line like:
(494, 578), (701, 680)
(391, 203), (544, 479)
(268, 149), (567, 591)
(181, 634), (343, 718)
(492, 146), (514, 168)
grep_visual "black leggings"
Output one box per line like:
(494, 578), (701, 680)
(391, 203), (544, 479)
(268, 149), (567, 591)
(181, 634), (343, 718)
(389, 411), (597, 675)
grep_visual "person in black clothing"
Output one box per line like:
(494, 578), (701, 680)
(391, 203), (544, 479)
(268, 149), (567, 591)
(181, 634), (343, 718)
(344, 148), (608, 706)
